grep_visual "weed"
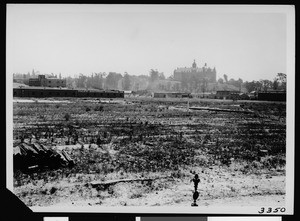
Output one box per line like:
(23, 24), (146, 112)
(94, 106), (104, 111)
(64, 113), (71, 121)
(50, 186), (57, 194)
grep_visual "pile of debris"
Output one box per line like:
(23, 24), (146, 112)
(13, 142), (74, 171)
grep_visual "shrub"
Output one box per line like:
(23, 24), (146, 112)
(50, 186), (57, 194)
(94, 106), (104, 111)
(64, 113), (71, 121)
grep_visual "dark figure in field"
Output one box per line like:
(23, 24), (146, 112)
(191, 174), (200, 206)
(192, 174), (200, 192)
(192, 191), (199, 206)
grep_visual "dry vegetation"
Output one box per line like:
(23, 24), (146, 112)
(13, 97), (286, 207)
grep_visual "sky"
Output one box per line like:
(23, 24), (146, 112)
(6, 5), (292, 81)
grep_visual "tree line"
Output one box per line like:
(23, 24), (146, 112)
(13, 69), (286, 93)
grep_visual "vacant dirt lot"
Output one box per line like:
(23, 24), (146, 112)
(12, 97), (286, 207)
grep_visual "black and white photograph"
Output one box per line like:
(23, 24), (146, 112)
(6, 4), (295, 214)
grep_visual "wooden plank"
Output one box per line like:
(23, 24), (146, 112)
(89, 176), (172, 189)
(189, 106), (254, 114)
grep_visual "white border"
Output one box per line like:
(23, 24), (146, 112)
(284, 4), (295, 215)
(208, 217), (282, 221)
(6, 4), (295, 215)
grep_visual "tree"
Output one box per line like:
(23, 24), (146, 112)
(168, 75), (174, 80)
(106, 72), (122, 89)
(166, 82), (171, 91)
(172, 82), (180, 92)
(122, 72), (131, 90)
(228, 78), (236, 86)
(260, 79), (272, 92)
(275, 73), (286, 90)
(149, 69), (159, 82)
(244, 81), (257, 93)
(77, 74), (87, 88)
(201, 78), (208, 95)
(158, 72), (166, 80)
(217, 78), (224, 84)
(273, 79), (279, 90)
(223, 74), (228, 83)
(237, 78), (243, 91)
(276, 73), (286, 82)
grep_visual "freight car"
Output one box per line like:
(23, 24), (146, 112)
(13, 87), (124, 98)
(257, 91), (286, 102)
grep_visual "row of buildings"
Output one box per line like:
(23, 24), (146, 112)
(14, 74), (126, 98)
(13, 61), (285, 101)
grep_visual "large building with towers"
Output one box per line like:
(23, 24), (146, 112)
(173, 60), (217, 83)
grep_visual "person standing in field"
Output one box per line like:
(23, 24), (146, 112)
(191, 173), (200, 206)
(192, 174), (200, 192)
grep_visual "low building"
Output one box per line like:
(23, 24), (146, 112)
(124, 91), (133, 97)
(152, 92), (191, 98)
(14, 78), (30, 85)
(238, 93), (250, 100)
(191, 92), (215, 99)
(215, 90), (239, 99)
(29, 75), (66, 88)
(248, 91), (257, 100)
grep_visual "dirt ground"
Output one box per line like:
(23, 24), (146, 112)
(12, 97), (286, 208)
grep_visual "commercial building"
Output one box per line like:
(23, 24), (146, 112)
(29, 75), (66, 88)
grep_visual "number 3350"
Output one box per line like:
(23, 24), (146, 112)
(258, 207), (286, 214)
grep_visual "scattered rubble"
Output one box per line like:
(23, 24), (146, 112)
(14, 142), (74, 171)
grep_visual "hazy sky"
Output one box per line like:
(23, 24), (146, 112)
(7, 5), (291, 81)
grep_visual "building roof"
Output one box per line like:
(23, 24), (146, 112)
(76, 88), (123, 93)
(174, 60), (216, 73)
(174, 67), (204, 72)
(45, 78), (65, 80)
(13, 83), (29, 88)
(13, 86), (72, 90)
(174, 67), (215, 73)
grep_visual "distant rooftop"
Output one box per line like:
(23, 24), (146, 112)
(13, 83), (29, 88)
(13, 85), (72, 90)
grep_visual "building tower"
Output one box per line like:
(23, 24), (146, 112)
(192, 59), (198, 68)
